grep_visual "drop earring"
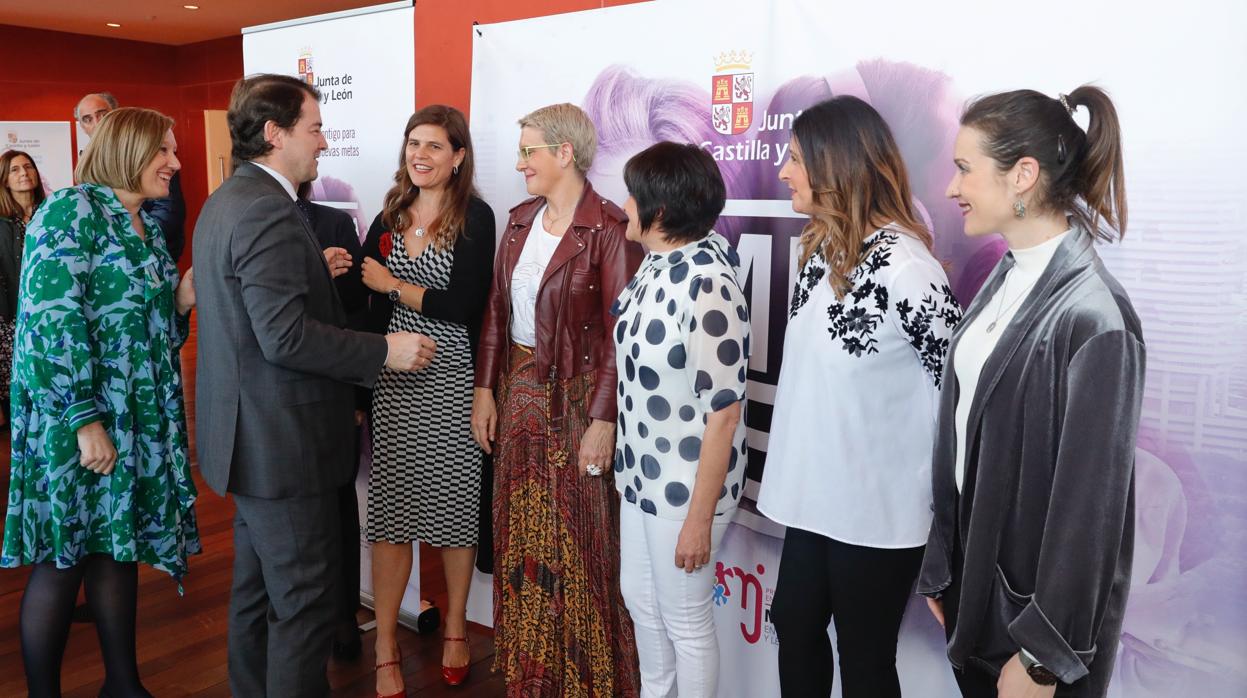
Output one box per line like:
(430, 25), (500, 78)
(1013, 198), (1027, 219)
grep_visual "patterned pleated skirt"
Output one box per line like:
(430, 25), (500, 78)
(491, 344), (640, 697)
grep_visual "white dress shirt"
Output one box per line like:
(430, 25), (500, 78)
(250, 161), (298, 201)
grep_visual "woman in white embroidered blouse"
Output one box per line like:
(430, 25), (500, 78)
(757, 96), (961, 698)
(611, 142), (749, 697)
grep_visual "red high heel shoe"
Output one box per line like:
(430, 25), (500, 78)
(375, 650), (405, 698)
(441, 636), (471, 686)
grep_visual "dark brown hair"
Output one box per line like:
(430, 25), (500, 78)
(228, 74), (321, 166)
(0, 150), (46, 220)
(961, 85), (1127, 240)
(792, 96), (932, 298)
(380, 105), (477, 250)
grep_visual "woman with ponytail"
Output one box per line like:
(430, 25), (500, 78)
(918, 86), (1145, 698)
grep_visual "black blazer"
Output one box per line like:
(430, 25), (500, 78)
(142, 171), (186, 263)
(299, 198), (368, 328)
(192, 162), (388, 498)
(0, 217), (20, 322)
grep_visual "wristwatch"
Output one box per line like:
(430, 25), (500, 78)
(1019, 651), (1059, 686)
(388, 281), (403, 303)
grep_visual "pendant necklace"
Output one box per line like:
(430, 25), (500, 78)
(412, 207), (426, 238)
(986, 271), (1037, 333)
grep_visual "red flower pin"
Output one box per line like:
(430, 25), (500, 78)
(379, 231), (394, 258)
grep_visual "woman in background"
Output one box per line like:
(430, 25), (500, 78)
(0, 150), (47, 428)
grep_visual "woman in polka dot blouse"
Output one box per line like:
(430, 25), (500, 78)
(610, 142), (750, 697)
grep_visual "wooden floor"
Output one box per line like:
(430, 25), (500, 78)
(0, 325), (506, 696)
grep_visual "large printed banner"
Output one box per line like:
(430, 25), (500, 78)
(0, 122), (73, 193)
(243, 0), (414, 243)
(469, 1), (1247, 696)
(242, 0), (419, 622)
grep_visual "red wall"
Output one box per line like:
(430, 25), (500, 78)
(0, 26), (241, 269)
(0, 2), (645, 259)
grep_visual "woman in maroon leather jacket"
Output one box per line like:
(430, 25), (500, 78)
(471, 103), (642, 697)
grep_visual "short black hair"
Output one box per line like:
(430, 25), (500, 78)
(228, 74), (321, 165)
(623, 141), (726, 244)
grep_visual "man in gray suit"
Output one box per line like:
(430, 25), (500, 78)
(193, 74), (435, 697)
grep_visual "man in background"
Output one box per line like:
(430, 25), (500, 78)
(75, 91), (187, 262)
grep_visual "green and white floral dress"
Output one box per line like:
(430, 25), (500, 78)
(2, 184), (200, 580)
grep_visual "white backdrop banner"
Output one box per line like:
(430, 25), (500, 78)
(243, 0), (414, 243)
(0, 122), (73, 194)
(468, 1), (1247, 696)
(242, 0), (419, 620)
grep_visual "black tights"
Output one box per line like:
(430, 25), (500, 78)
(20, 554), (152, 698)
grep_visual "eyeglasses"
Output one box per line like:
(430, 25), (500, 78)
(517, 143), (566, 161)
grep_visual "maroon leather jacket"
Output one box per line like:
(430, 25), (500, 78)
(474, 181), (642, 422)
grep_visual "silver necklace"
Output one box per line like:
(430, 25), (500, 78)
(986, 271), (1037, 333)
(412, 208), (426, 238)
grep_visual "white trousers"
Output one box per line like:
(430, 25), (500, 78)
(619, 503), (731, 698)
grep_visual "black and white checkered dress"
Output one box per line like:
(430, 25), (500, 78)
(367, 232), (481, 547)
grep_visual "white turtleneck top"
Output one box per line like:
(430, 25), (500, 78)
(953, 230), (1070, 492)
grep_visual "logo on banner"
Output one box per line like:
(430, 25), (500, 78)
(714, 560), (776, 645)
(712, 50), (755, 136)
(5, 132), (16, 146)
(298, 47), (315, 86)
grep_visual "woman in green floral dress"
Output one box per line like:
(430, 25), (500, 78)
(2, 108), (200, 698)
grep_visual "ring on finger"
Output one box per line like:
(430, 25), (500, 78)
(585, 463), (602, 477)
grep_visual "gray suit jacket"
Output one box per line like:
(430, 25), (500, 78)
(192, 162), (388, 499)
(917, 225), (1145, 696)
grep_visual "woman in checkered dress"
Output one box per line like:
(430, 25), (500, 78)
(359, 105), (495, 695)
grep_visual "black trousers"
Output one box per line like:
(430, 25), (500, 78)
(770, 527), (924, 698)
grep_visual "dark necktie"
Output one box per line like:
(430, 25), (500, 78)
(295, 198), (314, 227)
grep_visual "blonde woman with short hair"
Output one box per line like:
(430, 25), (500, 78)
(1, 107), (199, 697)
(471, 102), (643, 696)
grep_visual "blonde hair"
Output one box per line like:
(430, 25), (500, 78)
(518, 103), (597, 174)
(75, 107), (173, 192)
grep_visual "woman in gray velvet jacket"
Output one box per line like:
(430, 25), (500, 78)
(920, 86), (1145, 698)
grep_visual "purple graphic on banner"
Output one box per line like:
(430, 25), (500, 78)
(581, 59), (1247, 696)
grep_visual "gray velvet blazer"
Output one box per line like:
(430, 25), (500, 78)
(917, 225), (1146, 697)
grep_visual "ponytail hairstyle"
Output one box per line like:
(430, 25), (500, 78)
(961, 85), (1127, 241)
(792, 96), (932, 298)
